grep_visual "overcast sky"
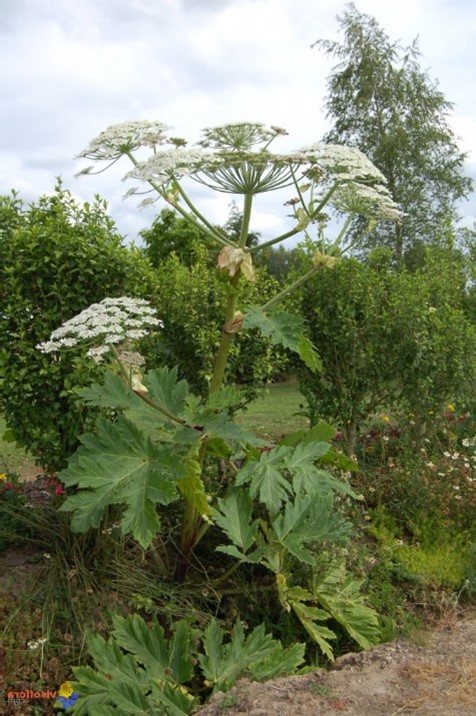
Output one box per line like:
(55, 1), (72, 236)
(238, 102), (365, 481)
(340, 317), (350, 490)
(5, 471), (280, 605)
(2, 0), (476, 244)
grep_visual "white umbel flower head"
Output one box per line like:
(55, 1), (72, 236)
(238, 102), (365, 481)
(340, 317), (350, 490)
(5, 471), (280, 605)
(332, 182), (403, 222)
(77, 120), (174, 164)
(76, 120), (401, 224)
(299, 143), (387, 183)
(37, 297), (162, 360)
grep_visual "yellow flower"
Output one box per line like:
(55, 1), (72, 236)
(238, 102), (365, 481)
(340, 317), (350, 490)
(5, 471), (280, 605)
(382, 415), (390, 423)
(447, 404), (456, 412)
(0, 473), (7, 482)
(58, 682), (74, 698)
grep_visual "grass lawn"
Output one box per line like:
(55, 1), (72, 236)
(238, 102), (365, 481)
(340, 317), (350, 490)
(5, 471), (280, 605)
(235, 380), (309, 442)
(0, 415), (37, 477)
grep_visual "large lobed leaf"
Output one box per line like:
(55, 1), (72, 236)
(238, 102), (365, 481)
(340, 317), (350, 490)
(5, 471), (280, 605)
(71, 624), (196, 716)
(244, 305), (322, 372)
(59, 415), (186, 548)
(72, 614), (304, 713)
(235, 441), (357, 514)
(198, 619), (305, 693)
(212, 488), (260, 555)
(313, 565), (381, 650)
(110, 614), (195, 685)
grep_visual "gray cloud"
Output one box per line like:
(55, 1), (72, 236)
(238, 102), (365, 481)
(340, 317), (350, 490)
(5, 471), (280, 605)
(1, 0), (475, 243)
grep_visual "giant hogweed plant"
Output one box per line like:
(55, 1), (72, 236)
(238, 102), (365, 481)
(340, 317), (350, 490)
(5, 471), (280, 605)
(39, 121), (400, 711)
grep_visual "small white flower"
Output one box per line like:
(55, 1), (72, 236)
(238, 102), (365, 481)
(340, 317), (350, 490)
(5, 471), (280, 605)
(27, 637), (46, 650)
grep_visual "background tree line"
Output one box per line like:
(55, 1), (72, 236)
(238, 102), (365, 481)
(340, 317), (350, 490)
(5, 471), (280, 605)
(1, 3), (476, 470)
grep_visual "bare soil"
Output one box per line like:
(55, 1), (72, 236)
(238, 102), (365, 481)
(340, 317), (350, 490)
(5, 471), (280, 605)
(197, 614), (476, 716)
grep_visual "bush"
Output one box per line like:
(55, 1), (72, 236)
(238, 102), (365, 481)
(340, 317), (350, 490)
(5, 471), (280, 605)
(0, 182), (155, 472)
(298, 248), (476, 453)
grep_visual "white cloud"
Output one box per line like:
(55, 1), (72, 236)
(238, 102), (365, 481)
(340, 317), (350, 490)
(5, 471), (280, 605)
(1, 0), (475, 241)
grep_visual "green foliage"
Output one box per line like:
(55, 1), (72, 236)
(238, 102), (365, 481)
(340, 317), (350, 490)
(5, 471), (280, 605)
(311, 565), (381, 649)
(59, 366), (264, 548)
(315, 3), (472, 261)
(58, 414), (181, 547)
(369, 508), (475, 591)
(0, 182), (154, 471)
(198, 619), (305, 693)
(244, 305), (322, 373)
(234, 442), (356, 513)
(213, 429), (378, 659)
(279, 561), (381, 662)
(71, 613), (305, 715)
(140, 207), (216, 268)
(146, 242), (289, 397)
(299, 250), (476, 452)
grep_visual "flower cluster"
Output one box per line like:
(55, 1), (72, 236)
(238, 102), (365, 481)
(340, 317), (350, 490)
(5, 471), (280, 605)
(198, 122), (288, 151)
(27, 637), (47, 650)
(77, 120), (402, 220)
(46, 476), (66, 496)
(37, 297), (162, 360)
(77, 120), (172, 163)
(331, 181), (402, 222)
(299, 143), (387, 182)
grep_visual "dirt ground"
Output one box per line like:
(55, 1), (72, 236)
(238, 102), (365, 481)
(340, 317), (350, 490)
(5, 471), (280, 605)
(197, 613), (476, 716)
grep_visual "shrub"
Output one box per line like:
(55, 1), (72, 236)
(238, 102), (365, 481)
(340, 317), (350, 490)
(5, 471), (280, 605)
(299, 248), (476, 453)
(0, 182), (155, 472)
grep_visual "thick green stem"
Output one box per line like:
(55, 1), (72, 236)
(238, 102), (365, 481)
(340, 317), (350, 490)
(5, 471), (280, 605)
(333, 213), (355, 250)
(208, 194), (253, 396)
(174, 436), (210, 582)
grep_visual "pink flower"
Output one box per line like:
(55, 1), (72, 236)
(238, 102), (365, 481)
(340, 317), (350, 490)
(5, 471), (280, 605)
(55, 483), (66, 496)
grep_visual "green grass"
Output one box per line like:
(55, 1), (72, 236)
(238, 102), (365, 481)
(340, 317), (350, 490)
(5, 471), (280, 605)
(236, 380), (309, 441)
(0, 415), (37, 476)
